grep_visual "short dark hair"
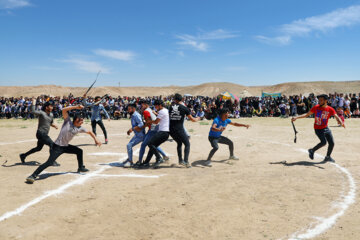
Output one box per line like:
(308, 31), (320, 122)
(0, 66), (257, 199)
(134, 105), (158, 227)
(73, 113), (83, 123)
(42, 101), (53, 111)
(219, 108), (229, 117)
(95, 96), (101, 100)
(154, 100), (163, 106)
(174, 93), (182, 102)
(139, 99), (150, 105)
(317, 94), (329, 100)
(128, 103), (137, 109)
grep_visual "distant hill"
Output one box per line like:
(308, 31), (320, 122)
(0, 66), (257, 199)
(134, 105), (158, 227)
(0, 81), (359, 97)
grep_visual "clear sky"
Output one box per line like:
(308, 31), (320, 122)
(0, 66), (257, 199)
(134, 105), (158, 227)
(1, 0), (360, 87)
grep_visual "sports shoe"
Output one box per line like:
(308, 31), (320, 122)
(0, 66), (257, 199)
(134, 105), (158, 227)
(123, 161), (133, 168)
(153, 158), (164, 169)
(105, 139), (108, 144)
(324, 156), (335, 163)
(26, 175), (36, 184)
(77, 166), (89, 173)
(229, 155), (239, 160)
(52, 161), (61, 167)
(20, 154), (26, 163)
(179, 160), (186, 166)
(139, 162), (150, 168)
(308, 149), (314, 160)
(204, 160), (212, 167)
(184, 161), (192, 168)
(163, 156), (170, 161)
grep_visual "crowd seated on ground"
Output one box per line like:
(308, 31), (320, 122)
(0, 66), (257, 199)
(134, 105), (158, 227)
(1, 92), (360, 120)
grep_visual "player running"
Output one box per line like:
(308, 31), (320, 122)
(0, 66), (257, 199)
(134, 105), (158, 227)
(25, 104), (101, 184)
(83, 94), (110, 144)
(20, 98), (60, 166)
(292, 94), (345, 162)
(205, 108), (250, 167)
(169, 93), (200, 167)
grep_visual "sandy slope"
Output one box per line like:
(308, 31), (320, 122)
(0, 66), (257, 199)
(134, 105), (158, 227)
(1, 81), (360, 97)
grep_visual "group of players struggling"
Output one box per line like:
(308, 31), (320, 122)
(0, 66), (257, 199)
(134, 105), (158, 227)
(22, 93), (344, 184)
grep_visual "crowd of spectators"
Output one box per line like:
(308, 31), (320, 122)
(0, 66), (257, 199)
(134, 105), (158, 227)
(1, 92), (360, 120)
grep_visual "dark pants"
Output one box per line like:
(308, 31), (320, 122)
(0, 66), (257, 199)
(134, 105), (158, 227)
(312, 127), (334, 157)
(91, 119), (107, 139)
(31, 144), (83, 177)
(23, 130), (54, 158)
(170, 128), (190, 163)
(144, 131), (169, 164)
(207, 136), (234, 160)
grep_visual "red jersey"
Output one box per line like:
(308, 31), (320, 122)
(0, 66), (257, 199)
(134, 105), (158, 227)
(310, 105), (336, 129)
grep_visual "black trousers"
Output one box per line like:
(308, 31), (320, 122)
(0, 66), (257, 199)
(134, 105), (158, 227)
(170, 128), (190, 163)
(207, 136), (234, 160)
(32, 144), (83, 177)
(23, 130), (54, 157)
(312, 127), (334, 157)
(144, 131), (169, 164)
(91, 119), (107, 139)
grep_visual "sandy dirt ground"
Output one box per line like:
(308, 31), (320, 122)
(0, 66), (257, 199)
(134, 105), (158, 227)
(0, 117), (359, 240)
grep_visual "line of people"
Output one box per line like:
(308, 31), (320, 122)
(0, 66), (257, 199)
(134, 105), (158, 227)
(22, 93), (344, 184)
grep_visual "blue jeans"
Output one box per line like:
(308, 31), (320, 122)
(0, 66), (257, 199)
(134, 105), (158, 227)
(139, 130), (167, 162)
(127, 134), (144, 162)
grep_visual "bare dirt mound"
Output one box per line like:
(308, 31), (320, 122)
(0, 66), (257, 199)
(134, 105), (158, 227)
(1, 81), (359, 97)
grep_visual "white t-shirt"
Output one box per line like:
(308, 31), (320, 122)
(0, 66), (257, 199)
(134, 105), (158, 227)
(157, 108), (169, 132)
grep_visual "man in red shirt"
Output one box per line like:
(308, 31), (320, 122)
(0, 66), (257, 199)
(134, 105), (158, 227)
(292, 94), (345, 162)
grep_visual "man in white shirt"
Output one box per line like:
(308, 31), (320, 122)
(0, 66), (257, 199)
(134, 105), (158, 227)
(141, 100), (169, 168)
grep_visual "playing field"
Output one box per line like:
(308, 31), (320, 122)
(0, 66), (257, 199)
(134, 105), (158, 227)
(0, 117), (359, 240)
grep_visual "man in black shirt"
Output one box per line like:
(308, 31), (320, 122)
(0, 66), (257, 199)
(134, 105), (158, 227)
(169, 93), (200, 168)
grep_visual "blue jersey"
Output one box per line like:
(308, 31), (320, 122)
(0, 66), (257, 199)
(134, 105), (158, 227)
(209, 116), (231, 138)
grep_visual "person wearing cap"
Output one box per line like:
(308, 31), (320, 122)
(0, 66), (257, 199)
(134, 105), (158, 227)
(141, 100), (170, 168)
(292, 94), (345, 162)
(19, 98), (60, 166)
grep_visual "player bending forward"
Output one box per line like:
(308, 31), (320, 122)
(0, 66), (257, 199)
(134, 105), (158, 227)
(205, 108), (250, 167)
(292, 94), (345, 162)
(26, 105), (101, 184)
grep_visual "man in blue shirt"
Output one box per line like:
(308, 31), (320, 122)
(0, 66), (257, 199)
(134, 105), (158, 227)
(83, 94), (110, 144)
(122, 104), (145, 167)
(205, 108), (250, 167)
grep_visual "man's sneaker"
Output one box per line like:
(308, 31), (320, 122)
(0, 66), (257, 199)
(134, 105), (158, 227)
(20, 154), (26, 163)
(123, 161), (133, 168)
(184, 161), (192, 168)
(324, 156), (335, 163)
(163, 156), (170, 161)
(78, 166), (89, 173)
(153, 158), (164, 169)
(52, 161), (61, 167)
(139, 162), (150, 168)
(204, 160), (212, 167)
(26, 175), (36, 184)
(308, 149), (314, 160)
(179, 160), (186, 166)
(229, 155), (239, 160)
(134, 160), (142, 167)
(105, 139), (108, 144)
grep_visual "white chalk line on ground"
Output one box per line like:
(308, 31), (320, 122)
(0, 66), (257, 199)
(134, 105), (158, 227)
(0, 148), (163, 223)
(258, 139), (356, 240)
(0, 133), (126, 146)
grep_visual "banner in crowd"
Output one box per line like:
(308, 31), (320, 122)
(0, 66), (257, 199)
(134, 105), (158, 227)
(261, 92), (282, 98)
